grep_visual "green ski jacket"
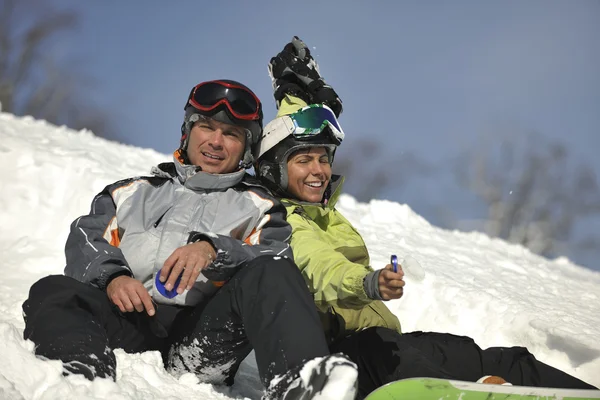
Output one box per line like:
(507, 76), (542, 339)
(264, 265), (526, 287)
(275, 94), (402, 342)
(282, 177), (402, 343)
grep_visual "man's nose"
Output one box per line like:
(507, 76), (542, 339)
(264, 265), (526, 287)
(208, 129), (225, 147)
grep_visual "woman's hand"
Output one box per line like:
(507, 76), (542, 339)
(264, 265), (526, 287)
(378, 263), (406, 300)
(160, 241), (217, 294)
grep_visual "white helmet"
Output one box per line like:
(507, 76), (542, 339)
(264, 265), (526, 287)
(254, 104), (344, 190)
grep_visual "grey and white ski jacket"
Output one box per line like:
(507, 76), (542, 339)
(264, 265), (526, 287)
(64, 155), (292, 306)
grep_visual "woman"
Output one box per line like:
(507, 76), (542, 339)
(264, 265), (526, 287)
(254, 97), (597, 399)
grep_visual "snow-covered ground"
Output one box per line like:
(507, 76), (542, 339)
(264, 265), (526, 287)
(1, 112), (598, 399)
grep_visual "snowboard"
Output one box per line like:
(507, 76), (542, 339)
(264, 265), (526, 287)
(364, 377), (600, 400)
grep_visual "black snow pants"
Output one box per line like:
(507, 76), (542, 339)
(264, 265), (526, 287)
(330, 327), (597, 399)
(22, 255), (329, 386)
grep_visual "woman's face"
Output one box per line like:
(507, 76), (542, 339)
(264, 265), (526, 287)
(286, 147), (332, 203)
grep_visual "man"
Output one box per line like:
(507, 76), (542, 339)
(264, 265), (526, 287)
(22, 79), (357, 399)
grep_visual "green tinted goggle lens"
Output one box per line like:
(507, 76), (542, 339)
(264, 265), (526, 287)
(290, 106), (344, 142)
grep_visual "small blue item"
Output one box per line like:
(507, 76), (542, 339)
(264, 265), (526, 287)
(155, 270), (182, 299)
(390, 255), (398, 273)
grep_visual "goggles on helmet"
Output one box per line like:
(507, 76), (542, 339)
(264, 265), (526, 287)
(288, 104), (344, 143)
(256, 104), (344, 160)
(186, 80), (261, 121)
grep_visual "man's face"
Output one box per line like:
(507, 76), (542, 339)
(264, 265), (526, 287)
(186, 117), (246, 174)
(286, 147), (332, 203)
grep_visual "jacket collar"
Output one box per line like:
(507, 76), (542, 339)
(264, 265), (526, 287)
(152, 151), (247, 190)
(326, 175), (345, 207)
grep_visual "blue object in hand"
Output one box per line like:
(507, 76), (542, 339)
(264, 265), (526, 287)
(390, 254), (398, 273)
(155, 270), (182, 299)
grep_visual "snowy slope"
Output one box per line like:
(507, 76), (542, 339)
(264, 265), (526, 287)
(0, 112), (598, 399)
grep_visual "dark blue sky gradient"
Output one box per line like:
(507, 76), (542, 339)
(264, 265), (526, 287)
(48, 0), (600, 270)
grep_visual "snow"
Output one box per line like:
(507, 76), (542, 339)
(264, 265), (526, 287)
(0, 112), (598, 399)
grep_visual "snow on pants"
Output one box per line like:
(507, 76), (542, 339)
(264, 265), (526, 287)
(22, 255), (329, 385)
(165, 255), (329, 386)
(330, 327), (597, 399)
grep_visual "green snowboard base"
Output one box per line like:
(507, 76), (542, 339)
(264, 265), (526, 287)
(365, 377), (600, 400)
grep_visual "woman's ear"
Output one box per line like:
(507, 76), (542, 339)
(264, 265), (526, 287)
(258, 160), (285, 190)
(259, 161), (275, 180)
(258, 161), (269, 178)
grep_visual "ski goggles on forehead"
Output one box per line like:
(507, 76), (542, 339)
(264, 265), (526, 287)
(287, 104), (345, 143)
(186, 80), (261, 121)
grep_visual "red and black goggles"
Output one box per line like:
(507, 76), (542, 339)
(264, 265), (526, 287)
(186, 80), (261, 121)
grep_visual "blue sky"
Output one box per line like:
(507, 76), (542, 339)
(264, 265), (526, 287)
(47, 0), (599, 269)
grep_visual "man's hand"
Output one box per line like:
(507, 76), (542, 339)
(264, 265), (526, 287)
(107, 275), (155, 316)
(269, 36), (343, 117)
(159, 241), (217, 295)
(379, 263), (406, 300)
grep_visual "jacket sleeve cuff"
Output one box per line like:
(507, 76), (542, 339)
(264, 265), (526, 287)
(363, 270), (384, 300)
(188, 232), (218, 264)
(101, 269), (132, 291)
